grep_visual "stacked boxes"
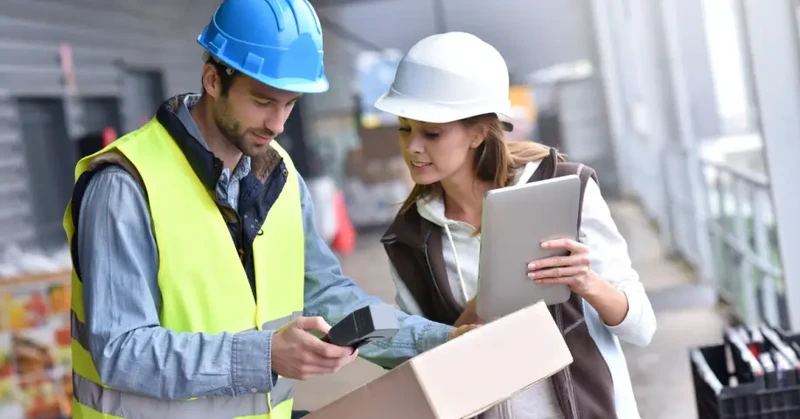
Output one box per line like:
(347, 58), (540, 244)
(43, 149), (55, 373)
(1, 271), (72, 419)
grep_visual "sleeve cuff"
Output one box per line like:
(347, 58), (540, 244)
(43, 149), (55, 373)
(231, 330), (274, 396)
(416, 322), (455, 354)
(604, 288), (644, 338)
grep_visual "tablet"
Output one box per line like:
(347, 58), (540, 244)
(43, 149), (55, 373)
(476, 174), (581, 321)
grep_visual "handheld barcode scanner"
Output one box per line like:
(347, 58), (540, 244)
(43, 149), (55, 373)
(321, 304), (399, 349)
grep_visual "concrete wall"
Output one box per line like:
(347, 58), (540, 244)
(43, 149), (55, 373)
(0, 0), (719, 248)
(315, 0), (601, 78)
(310, 0), (625, 196)
(0, 0), (219, 249)
(674, 0), (721, 138)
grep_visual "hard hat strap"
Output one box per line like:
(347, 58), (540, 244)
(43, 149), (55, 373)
(202, 51), (236, 77)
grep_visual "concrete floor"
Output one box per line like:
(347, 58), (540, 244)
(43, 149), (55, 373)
(294, 201), (730, 418)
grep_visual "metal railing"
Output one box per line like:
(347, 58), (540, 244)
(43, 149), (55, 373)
(700, 158), (788, 329)
(662, 147), (702, 265)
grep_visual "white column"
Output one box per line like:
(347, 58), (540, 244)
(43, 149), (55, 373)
(589, 0), (631, 196)
(659, 0), (716, 282)
(741, 0), (800, 331)
(626, 0), (678, 253)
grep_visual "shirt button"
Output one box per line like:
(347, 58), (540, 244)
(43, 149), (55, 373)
(251, 388), (258, 393)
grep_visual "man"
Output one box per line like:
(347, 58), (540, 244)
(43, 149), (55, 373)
(62, 1), (474, 418)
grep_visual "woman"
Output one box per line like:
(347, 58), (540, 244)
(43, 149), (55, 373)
(375, 32), (656, 418)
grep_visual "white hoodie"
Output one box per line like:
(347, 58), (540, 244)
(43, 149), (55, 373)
(389, 160), (656, 418)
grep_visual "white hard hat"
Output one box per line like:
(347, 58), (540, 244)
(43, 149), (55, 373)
(374, 32), (511, 124)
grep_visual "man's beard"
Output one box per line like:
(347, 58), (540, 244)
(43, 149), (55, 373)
(212, 100), (272, 157)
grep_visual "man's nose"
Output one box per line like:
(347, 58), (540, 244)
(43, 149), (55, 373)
(264, 113), (285, 136)
(266, 122), (284, 136)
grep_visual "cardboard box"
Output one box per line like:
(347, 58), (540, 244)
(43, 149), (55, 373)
(358, 126), (402, 160)
(345, 149), (413, 186)
(306, 301), (573, 419)
(343, 178), (410, 228)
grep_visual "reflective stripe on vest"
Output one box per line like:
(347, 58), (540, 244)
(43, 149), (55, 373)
(64, 118), (305, 419)
(73, 374), (295, 419)
(69, 311), (303, 417)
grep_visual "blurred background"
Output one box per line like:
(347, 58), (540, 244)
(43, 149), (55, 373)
(1, 0), (799, 418)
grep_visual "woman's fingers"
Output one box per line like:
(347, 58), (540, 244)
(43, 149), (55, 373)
(528, 254), (590, 271)
(528, 265), (589, 280)
(533, 275), (583, 286)
(540, 238), (589, 253)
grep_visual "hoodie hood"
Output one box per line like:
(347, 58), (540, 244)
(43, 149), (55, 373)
(416, 193), (449, 228)
(415, 159), (542, 227)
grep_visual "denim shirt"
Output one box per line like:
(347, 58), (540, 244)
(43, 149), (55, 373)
(76, 96), (453, 400)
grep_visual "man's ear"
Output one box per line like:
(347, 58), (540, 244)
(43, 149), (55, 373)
(201, 63), (222, 99)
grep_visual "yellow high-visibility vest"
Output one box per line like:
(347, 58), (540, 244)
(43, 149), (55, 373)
(63, 118), (304, 419)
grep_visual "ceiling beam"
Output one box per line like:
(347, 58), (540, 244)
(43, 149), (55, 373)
(432, 0), (447, 33)
(317, 13), (385, 51)
(311, 0), (397, 9)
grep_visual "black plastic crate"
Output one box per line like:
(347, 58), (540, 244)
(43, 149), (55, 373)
(691, 329), (800, 418)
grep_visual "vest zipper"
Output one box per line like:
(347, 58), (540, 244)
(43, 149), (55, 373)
(220, 205), (254, 299)
(422, 243), (447, 311)
(235, 212), (245, 260)
(501, 399), (513, 419)
(555, 305), (579, 418)
(422, 228), (463, 322)
(226, 208), (246, 262)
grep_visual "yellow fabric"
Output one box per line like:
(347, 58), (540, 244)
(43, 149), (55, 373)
(71, 399), (294, 419)
(64, 118), (304, 419)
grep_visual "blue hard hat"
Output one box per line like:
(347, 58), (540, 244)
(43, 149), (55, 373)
(197, 0), (328, 93)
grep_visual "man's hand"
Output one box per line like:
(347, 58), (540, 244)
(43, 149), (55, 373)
(271, 316), (358, 380)
(448, 324), (480, 341)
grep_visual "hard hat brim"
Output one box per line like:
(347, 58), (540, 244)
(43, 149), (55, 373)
(198, 41), (330, 94)
(374, 90), (511, 124)
(254, 74), (330, 94)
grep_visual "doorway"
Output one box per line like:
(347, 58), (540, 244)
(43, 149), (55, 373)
(123, 70), (165, 134)
(17, 98), (75, 249)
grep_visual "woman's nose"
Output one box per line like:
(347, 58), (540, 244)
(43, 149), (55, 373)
(405, 135), (424, 154)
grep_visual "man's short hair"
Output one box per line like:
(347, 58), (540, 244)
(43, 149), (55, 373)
(201, 51), (238, 95)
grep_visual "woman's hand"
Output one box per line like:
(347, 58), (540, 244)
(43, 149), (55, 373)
(454, 297), (482, 327)
(526, 238), (598, 296)
(528, 238), (630, 326)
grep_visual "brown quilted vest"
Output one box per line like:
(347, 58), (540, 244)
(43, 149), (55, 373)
(381, 149), (618, 418)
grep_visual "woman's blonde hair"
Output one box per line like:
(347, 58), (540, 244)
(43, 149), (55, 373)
(399, 113), (565, 214)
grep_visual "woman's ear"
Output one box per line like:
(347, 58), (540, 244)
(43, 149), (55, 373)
(470, 123), (490, 149)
